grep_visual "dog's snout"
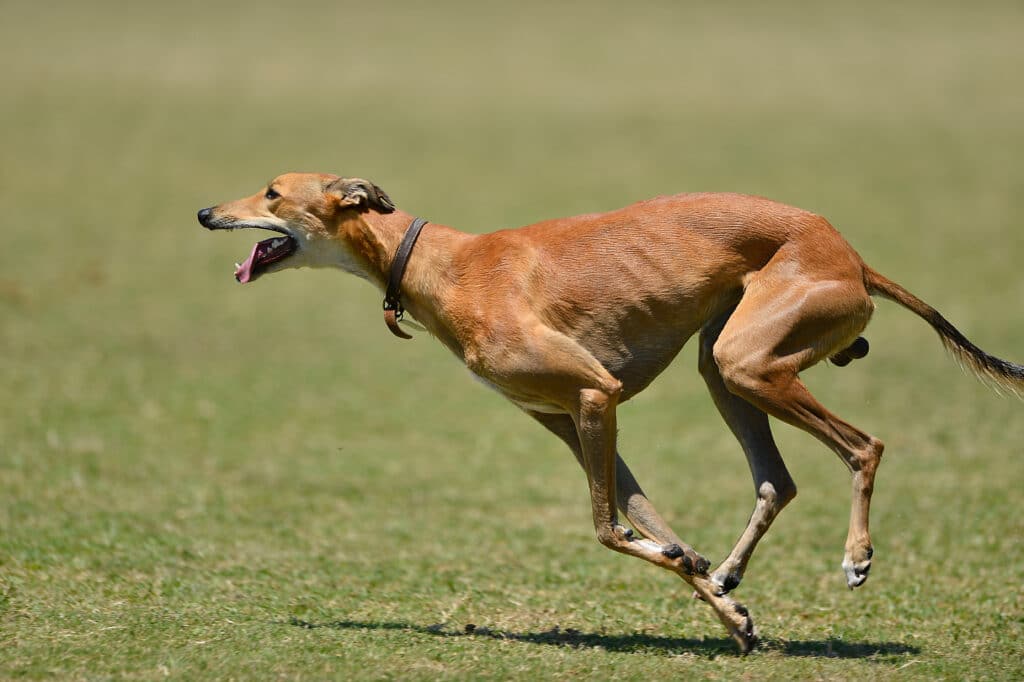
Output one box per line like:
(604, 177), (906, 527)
(197, 207), (214, 227)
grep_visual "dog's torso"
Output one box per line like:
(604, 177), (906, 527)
(414, 192), (865, 406)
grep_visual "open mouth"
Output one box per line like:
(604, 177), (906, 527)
(234, 233), (298, 283)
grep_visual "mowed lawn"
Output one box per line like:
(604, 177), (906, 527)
(2, 1), (1023, 679)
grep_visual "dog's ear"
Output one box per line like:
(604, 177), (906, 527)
(325, 177), (396, 214)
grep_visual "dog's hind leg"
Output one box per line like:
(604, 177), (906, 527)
(696, 310), (798, 595)
(712, 267), (882, 589)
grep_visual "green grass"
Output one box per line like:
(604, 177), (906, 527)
(2, 1), (1023, 679)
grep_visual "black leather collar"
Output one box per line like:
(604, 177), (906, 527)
(382, 217), (428, 339)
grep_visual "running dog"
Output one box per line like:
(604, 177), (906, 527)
(199, 173), (1023, 652)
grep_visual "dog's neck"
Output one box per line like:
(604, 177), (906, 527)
(345, 209), (472, 353)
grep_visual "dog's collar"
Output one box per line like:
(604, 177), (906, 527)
(383, 216), (429, 339)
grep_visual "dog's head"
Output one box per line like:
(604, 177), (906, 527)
(198, 172), (395, 283)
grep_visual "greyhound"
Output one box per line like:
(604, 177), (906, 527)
(199, 173), (1023, 651)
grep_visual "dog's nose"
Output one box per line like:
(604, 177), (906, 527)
(197, 207), (213, 227)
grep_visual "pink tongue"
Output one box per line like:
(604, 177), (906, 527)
(234, 242), (261, 283)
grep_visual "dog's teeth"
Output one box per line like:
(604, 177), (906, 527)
(234, 262), (241, 269)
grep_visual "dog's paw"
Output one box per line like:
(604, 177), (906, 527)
(731, 601), (759, 654)
(842, 546), (873, 589)
(661, 543), (710, 575)
(710, 569), (743, 595)
(691, 569), (739, 601)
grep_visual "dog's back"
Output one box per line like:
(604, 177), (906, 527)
(447, 193), (864, 394)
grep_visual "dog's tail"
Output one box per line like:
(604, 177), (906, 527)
(864, 265), (1024, 396)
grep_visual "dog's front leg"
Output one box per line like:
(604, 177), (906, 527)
(574, 387), (633, 551)
(529, 411), (696, 551)
(614, 456), (689, 547)
(572, 386), (757, 653)
(480, 323), (757, 652)
(573, 387), (710, 572)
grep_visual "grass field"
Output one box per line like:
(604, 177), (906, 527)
(2, 1), (1023, 679)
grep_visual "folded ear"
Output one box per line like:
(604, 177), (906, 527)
(325, 177), (396, 214)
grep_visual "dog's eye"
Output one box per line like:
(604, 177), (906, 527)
(265, 188), (280, 201)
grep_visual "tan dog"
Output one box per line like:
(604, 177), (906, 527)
(199, 173), (1023, 652)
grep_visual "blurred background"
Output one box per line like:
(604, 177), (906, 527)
(2, 0), (1022, 677)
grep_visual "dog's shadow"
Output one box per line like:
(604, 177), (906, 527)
(286, 617), (920, 660)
